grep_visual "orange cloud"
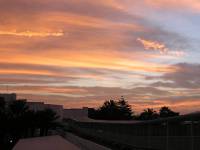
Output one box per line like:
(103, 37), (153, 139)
(129, 99), (200, 114)
(0, 30), (64, 37)
(137, 38), (167, 52)
(0, 0), (197, 114)
(137, 38), (185, 57)
(0, 50), (176, 74)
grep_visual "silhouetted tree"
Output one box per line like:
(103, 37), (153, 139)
(139, 108), (159, 120)
(117, 96), (133, 120)
(159, 106), (179, 118)
(88, 108), (97, 119)
(35, 109), (59, 136)
(0, 100), (61, 150)
(0, 99), (7, 149)
(89, 97), (133, 120)
(9, 100), (28, 116)
(22, 110), (37, 137)
(97, 99), (119, 120)
(0, 98), (5, 112)
(7, 100), (30, 146)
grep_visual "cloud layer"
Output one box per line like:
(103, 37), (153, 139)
(0, 0), (199, 113)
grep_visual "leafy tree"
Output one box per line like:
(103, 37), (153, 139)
(35, 109), (59, 136)
(7, 100), (31, 146)
(159, 106), (179, 118)
(9, 100), (29, 117)
(0, 100), (61, 150)
(89, 97), (133, 120)
(117, 96), (133, 120)
(139, 108), (159, 120)
(0, 99), (7, 150)
(88, 108), (97, 119)
(97, 99), (119, 120)
(0, 98), (5, 112)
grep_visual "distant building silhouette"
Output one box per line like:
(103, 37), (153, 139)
(27, 102), (64, 121)
(0, 93), (16, 103)
(0, 93), (90, 121)
(63, 107), (89, 121)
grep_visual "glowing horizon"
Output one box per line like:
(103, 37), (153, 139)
(0, 0), (200, 113)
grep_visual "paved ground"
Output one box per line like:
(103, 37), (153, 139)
(63, 132), (111, 150)
(13, 135), (81, 150)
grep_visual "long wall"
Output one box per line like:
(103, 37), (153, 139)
(67, 113), (200, 150)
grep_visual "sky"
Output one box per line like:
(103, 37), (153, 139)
(0, 0), (200, 114)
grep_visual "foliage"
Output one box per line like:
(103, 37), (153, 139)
(35, 109), (59, 136)
(0, 99), (60, 150)
(138, 107), (179, 120)
(138, 108), (159, 120)
(159, 106), (179, 118)
(88, 97), (180, 121)
(89, 96), (133, 120)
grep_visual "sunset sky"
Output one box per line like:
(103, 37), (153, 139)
(0, 0), (200, 113)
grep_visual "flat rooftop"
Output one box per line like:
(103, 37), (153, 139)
(13, 135), (80, 150)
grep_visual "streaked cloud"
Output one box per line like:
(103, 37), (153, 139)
(137, 38), (185, 57)
(137, 38), (167, 52)
(144, 0), (200, 13)
(0, 30), (64, 37)
(150, 63), (200, 89)
(0, 0), (199, 113)
(12, 85), (200, 114)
